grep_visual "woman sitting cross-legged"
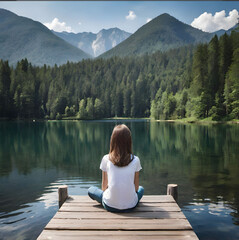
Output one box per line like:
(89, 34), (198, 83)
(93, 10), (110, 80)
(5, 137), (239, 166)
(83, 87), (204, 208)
(88, 124), (144, 212)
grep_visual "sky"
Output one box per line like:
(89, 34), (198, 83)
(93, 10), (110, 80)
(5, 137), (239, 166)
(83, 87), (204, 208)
(0, 1), (239, 34)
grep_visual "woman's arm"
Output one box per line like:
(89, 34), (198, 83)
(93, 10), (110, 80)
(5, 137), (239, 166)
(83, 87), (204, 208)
(134, 171), (140, 192)
(102, 171), (108, 191)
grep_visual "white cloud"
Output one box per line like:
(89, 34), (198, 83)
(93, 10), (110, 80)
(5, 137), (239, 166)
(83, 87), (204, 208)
(78, 22), (82, 25)
(191, 9), (239, 32)
(44, 18), (75, 33)
(126, 10), (136, 20)
(146, 18), (152, 23)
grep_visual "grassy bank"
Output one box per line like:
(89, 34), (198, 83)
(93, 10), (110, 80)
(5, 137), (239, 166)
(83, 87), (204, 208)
(154, 117), (239, 124)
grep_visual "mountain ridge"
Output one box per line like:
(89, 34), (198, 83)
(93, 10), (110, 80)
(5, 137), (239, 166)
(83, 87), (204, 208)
(0, 8), (91, 66)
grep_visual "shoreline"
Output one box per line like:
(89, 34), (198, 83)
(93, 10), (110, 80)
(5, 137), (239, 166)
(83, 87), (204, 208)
(154, 119), (239, 125)
(1, 117), (239, 125)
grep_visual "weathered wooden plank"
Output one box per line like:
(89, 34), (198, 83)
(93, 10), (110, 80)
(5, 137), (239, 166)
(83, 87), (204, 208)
(59, 206), (181, 212)
(67, 195), (175, 201)
(143, 195), (174, 199)
(39, 235), (195, 240)
(45, 218), (192, 230)
(66, 195), (174, 203)
(62, 202), (179, 207)
(54, 211), (186, 219)
(139, 202), (178, 206)
(142, 197), (175, 203)
(38, 230), (198, 240)
(68, 195), (173, 200)
(39, 230), (198, 237)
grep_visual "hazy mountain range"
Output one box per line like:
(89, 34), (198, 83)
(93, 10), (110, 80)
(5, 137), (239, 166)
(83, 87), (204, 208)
(0, 8), (238, 66)
(52, 28), (131, 57)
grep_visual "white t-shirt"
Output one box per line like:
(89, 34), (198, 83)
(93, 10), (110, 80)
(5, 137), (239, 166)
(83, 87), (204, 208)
(100, 154), (142, 210)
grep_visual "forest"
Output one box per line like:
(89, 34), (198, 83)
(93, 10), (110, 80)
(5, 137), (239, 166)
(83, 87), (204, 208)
(0, 30), (238, 121)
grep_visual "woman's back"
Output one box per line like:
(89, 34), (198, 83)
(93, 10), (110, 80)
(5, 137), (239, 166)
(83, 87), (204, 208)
(100, 154), (142, 209)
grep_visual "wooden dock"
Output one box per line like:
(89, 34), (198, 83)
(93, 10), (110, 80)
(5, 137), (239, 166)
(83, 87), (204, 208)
(37, 185), (198, 240)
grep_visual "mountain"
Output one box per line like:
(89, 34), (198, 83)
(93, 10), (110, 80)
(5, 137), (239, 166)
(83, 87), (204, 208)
(0, 8), (91, 66)
(52, 31), (96, 57)
(100, 13), (213, 59)
(53, 28), (131, 57)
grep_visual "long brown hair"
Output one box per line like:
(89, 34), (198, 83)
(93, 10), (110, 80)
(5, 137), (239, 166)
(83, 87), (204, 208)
(109, 124), (133, 167)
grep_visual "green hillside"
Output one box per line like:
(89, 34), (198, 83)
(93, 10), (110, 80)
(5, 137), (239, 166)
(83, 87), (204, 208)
(0, 9), (91, 66)
(100, 13), (213, 58)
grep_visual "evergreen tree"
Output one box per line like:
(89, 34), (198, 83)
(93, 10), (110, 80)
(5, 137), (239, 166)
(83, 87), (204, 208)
(94, 98), (103, 119)
(78, 99), (86, 119)
(135, 74), (149, 116)
(176, 90), (188, 118)
(163, 92), (176, 119)
(219, 33), (233, 92)
(86, 98), (94, 119)
(0, 60), (11, 118)
(123, 87), (131, 117)
(224, 48), (239, 118)
(65, 106), (71, 117)
(150, 100), (157, 119)
(114, 87), (123, 117)
(191, 44), (208, 96)
(208, 35), (219, 103)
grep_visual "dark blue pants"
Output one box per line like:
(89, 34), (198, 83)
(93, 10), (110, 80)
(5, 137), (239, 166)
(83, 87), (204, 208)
(88, 186), (144, 212)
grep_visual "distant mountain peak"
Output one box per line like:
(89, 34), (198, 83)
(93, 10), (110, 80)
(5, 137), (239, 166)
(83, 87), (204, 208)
(53, 27), (131, 57)
(156, 13), (174, 19)
(153, 13), (179, 22)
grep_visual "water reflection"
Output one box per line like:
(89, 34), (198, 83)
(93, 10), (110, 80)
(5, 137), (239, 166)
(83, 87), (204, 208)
(183, 198), (239, 240)
(0, 120), (239, 239)
(0, 173), (100, 240)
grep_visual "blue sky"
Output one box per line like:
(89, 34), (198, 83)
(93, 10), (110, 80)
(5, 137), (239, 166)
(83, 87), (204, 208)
(0, 1), (239, 33)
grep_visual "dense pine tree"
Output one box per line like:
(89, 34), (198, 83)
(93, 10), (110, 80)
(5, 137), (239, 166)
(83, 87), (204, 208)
(0, 60), (11, 117)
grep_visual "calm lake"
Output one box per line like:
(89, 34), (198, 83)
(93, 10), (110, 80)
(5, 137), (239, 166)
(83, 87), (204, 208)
(0, 120), (239, 240)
